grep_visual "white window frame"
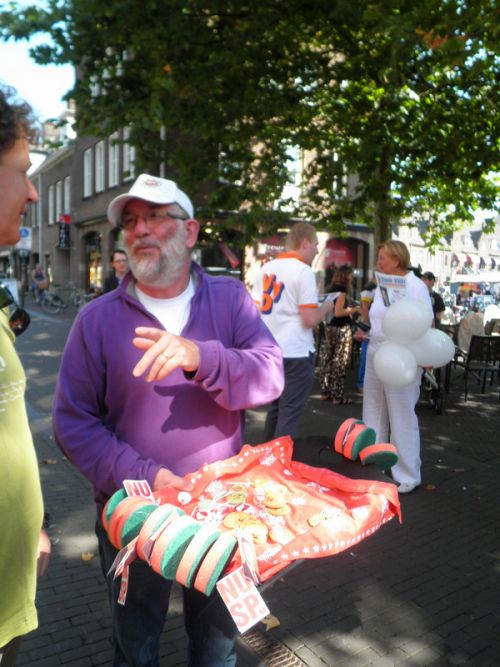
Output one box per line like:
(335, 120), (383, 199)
(95, 140), (105, 192)
(123, 127), (136, 180)
(64, 176), (71, 212)
(55, 180), (63, 222)
(26, 204), (37, 228)
(108, 132), (120, 187)
(48, 184), (55, 224)
(83, 148), (93, 197)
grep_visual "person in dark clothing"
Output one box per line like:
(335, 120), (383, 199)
(102, 249), (128, 293)
(318, 265), (361, 405)
(422, 271), (445, 326)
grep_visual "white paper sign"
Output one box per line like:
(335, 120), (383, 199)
(123, 479), (156, 503)
(375, 272), (407, 307)
(216, 566), (270, 634)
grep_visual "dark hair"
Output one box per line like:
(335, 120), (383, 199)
(0, 85), (37, 158)
(330, 264), (353, 288)
(111, 249), (127, 262)
(408, 265), (422, 279)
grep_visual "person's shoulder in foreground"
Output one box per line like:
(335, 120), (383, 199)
(0, 84), (50, 657)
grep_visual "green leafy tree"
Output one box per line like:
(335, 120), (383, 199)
(1, 0), (498, 248)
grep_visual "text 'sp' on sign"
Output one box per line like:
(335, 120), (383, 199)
(216, 566), (269, 634)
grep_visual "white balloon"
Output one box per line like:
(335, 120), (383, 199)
(373, 341), (418, 387)
(408, 328), (455, 368)
(382, 297), (433, 343)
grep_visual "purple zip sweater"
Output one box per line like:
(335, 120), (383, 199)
(52, 263), (284, 510)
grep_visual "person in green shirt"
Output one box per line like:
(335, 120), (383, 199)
(0, 85), (50, 666)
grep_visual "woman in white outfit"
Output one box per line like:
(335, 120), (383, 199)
(362, 240), (432, 494)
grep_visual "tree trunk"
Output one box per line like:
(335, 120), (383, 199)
(373, 151), (393, 251)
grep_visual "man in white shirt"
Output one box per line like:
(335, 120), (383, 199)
(253, 223), (333, 440)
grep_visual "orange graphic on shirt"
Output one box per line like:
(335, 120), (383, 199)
(261, 274), (284, 314)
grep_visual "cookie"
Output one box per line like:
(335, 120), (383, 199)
(223, 511), (258, 530)
(227, 492), (247, 505)
(308, 511), (328, 528)
(266, 504), (291, 516)
(263, 483), (288, 510)
(223, 511), (268, 544)
(244, 522), (268, 545)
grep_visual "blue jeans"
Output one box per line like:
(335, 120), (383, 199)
(356, 339), (369, 389)
(264, 354), (315, 441)
(95, 522), (237, 667)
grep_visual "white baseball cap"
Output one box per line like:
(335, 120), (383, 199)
(107, 174), (194, 226)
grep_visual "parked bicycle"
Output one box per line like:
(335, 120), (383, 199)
(42, 284), (94, 314)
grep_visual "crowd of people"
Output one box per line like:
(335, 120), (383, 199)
(2, 83), (438, 666)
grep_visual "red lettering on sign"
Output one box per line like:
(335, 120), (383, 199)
(217, 567), (270, 633)
(229, 601), (250, 628)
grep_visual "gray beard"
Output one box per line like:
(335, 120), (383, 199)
(127, 227), (189, 287)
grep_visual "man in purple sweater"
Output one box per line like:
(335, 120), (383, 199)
(52, 174), (284, 667)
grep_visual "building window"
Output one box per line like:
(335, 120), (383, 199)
(56, 180), (63, 222)
(95, 140), (105, 192)
(48, 184), (55, 224)
(64, 176), (71, 213)
(83, 148), (93, 197)
(108, 132), (120, 187)
(123, 127), (136, 180)
(28, 203), (38, 228)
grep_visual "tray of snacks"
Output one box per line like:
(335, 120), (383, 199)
(104, 437), (400, 596)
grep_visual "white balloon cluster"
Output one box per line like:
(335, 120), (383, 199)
(373, 298), (455, 388)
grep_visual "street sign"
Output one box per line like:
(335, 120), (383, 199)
(15, 226), (32, 251)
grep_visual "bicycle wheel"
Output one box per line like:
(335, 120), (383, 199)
(42, 294), (64, 314)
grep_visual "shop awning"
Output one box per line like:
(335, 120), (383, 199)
(450, 271), (500, 283)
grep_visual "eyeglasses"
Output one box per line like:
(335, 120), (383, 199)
(119, 210), (188, 230)
(0, 284), (31, 337)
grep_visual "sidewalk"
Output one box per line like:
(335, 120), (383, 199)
(15, 305), (500, 666)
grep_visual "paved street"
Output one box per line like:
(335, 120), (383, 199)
(14, 301), (500, 666)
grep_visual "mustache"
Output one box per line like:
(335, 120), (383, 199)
(130, 240), (161, 252)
